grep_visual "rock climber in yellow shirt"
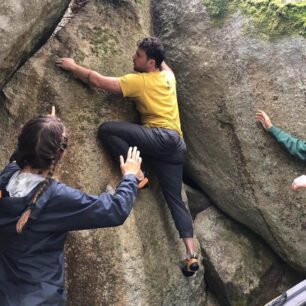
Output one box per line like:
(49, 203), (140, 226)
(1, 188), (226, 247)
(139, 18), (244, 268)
(56, 37), (199, 276)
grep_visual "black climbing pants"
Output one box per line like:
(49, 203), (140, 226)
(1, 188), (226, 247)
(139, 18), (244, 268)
(98, 121), (193, 238)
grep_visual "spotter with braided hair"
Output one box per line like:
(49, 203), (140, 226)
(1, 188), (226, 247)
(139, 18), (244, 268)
(0, 110), (142, 306)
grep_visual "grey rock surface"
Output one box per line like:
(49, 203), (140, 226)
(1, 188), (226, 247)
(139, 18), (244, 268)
(152, 0), (306, 271)
(0, 0), (205, 305)
(184, 184), (212, 219)
(0, 0), (70, 89)
(195, 207), (301, 306)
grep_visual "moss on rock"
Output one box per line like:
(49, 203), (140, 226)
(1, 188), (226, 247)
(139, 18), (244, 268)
(202, 0), (229, 17)
(202, 0), (306, 38)
(79, 26), (121, 57)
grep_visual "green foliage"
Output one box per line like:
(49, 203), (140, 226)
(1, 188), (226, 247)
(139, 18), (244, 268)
(202, 0), (230, 17)
(202, 0), (306, 38)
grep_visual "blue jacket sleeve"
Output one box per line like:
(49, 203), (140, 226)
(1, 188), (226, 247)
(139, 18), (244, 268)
(268, 126), (306, 161)
(32, 174), (138, 232)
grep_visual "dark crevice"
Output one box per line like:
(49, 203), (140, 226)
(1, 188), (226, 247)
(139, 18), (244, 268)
(183, 171), (202, 190)
(53, 0), (90, 36)
(0, 91), (10, 120)
(183, 170), (216, 204)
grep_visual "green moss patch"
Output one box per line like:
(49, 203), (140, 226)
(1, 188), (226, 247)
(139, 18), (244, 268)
(202, 0), (306, 38)
(202, 0), (230, 17)
(79, 26), (121, 57)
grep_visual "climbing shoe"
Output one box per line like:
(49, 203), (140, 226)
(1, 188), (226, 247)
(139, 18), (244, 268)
(137, 177), (149, 189)
(181, 254), (199, 277)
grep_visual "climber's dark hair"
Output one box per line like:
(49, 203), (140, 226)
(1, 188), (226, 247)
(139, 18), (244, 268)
(14, 115), (68, 233)
(137, 37), (165, 69)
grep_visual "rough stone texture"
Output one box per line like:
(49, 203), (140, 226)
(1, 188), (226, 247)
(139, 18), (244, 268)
(65, 183), (205, 306)
(0, 0), (70, 89)
(184, 184), (212, 219)
(0, 1), (205, 305)
(152, 0), (306, 271)
(195, 207), (301, 306)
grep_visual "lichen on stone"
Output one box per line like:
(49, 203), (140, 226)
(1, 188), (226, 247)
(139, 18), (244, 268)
(78, 26), (121, 57)
(202, 0), (306, 38)
(202, 0), (230, 17)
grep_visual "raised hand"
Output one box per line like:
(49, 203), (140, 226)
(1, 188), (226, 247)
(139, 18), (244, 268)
(120, 146), (142, 176)
(291, 175), (306, 191)
(255, 110), (273, 130)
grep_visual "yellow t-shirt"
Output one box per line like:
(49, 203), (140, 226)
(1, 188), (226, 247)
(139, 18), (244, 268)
(118, 71), (183, 137)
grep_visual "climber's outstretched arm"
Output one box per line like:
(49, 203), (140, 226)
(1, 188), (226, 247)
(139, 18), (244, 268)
(56, 58), (122, 94)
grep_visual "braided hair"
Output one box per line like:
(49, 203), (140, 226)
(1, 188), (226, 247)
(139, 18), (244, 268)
(14, 115), (67, 233)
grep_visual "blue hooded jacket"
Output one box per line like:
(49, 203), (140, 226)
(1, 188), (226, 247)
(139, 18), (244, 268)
(0, 162), (138, 306)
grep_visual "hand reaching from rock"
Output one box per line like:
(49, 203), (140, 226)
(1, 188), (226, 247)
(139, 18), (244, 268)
(120, 146), (142, 177)
(256, 110), (273, 130)
(56, 58), (76, 71)
(291, 175), (306, 191)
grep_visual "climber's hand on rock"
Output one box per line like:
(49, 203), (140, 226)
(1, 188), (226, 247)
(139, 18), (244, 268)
(291, 175), (306, 191)
(120, 146), (142, 177)
(56, 58), (76, 71)
(255, 110), (273, 130)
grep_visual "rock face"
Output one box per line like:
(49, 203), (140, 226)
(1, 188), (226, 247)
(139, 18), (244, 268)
(0, 0), (205, 305)
(195, 207), (300, 306)
(0, 0), (70, 89)
(65, 187), (205, 306)
(184, 184), (212, 219)
(152, 0), (306, 271)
